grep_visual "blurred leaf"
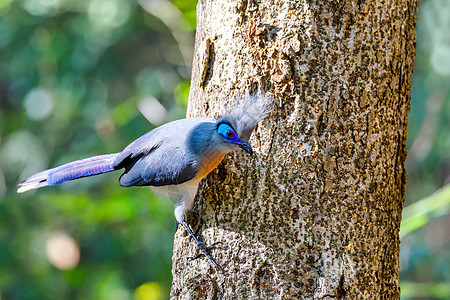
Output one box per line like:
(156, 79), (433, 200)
(401, 184), (450, 238)
(173, 79), (190, 107)
(401, 281), (450, 299)
(134, 282), (164, 300)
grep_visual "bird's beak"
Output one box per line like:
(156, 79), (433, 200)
(238, 142), (253, 155)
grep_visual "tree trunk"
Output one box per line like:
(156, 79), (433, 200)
(171, 0), (418, 298)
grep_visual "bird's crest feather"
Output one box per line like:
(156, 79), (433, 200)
(218, 92), (272, 142)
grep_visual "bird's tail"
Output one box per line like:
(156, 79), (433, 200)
(17, 153), (120, 193)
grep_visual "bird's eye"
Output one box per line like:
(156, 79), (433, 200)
(218, 123), (238, 140)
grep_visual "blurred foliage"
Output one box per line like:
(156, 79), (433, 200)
(400, 0), (450, 299)
(0, 0), (449, 299)
(400, 185), (450, 239)
(0, 0), (196, 299)
(401, 281), (450, 299)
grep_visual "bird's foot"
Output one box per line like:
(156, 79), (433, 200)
(181, 221), (222, 271)
(187, 241), (223, 261)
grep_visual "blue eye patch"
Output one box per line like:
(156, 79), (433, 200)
(218, 123), (239, 141)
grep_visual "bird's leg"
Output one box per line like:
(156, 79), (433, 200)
(187, 240), (223, 261)
(181, 221), (221, 271)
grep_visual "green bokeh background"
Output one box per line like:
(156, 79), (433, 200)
(0, 0), (448, 299)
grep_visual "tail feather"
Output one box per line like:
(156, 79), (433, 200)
(18, 153), (120, 193)
(17, 170), (52, 193)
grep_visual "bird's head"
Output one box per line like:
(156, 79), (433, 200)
(214, 92), (272, 155)
(216, 121), (253, 155)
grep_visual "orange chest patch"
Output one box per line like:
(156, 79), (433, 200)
(195, 153), (226, 180)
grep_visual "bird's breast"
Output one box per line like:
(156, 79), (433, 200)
(195, 152), (226, 180)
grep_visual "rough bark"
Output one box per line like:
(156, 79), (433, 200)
(171, 0), (418, 299)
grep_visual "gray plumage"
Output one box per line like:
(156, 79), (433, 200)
(114, 118), (216, 187)
(17, 92), (272, 270)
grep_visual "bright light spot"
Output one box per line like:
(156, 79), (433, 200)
(24, 88), (54, 121)
(45, 232), (80, 270)
(21, 0), (61, 16)
(39, 0), (61, 9)
(95, 115), (116, 138)
(88, 0), (130, 28)
(431, 45), (450, 77)
(134, 282), (162, 300)
(138, 96), (168, 126)
(0, 131), (47, 178)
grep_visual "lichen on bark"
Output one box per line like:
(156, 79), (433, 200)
(171, 0), (418, 299)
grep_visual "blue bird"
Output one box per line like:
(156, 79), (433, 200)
(18, 93), (271, 270)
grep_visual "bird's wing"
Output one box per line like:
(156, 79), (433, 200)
(117, 144), (198, 187)
(112, 118), (212, 187)
(112, 125), (165, 169)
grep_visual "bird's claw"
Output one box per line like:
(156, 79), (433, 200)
(181, 221), (223, 271)
(187, 241), (223, 261)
